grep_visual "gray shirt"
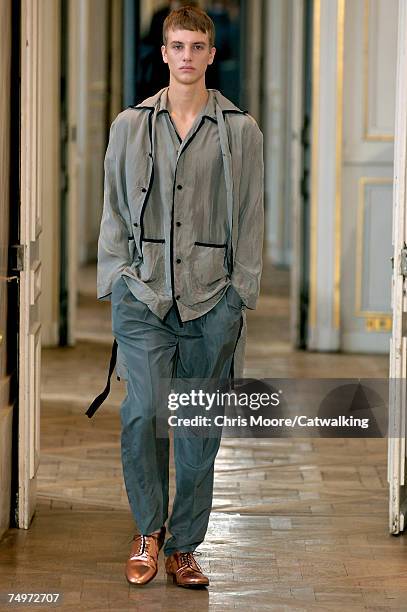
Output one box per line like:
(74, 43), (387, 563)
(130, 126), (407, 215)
(97, 87), (264, 370)
(124, 88), (231, 322)
(97, 87), (264, 379)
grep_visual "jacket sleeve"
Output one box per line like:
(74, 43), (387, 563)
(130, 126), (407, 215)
(97, 118), (132, 301)
(231, 121), (264, 309)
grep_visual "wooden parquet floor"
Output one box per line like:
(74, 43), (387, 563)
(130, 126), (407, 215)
(1, 263), (405, 612)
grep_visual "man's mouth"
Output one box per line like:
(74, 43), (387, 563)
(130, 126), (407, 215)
(179, 66), (195, 71)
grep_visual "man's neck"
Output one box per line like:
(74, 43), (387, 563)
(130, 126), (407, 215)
(167, 80), (209, 120)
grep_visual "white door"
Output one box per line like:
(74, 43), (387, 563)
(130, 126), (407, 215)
(341, 0), (398, 352)
(388, 0), (407, 535)
(18, 0), (42, 528)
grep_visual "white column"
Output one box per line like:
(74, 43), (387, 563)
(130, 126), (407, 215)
(308, 0), (344, 350)
(38, 0), (61, 346)
(263, 0), (292, 266)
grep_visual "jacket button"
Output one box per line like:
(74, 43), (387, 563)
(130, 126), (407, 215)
(175, 295), (180, 300)
(176, 258), (181, 264)
(176, 221), (182, 227)
(141, 188), (147, 193)
(177, 184), (183, 190)
(133, 222), (138, 227)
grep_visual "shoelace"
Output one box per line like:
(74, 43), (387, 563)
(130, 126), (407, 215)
(130, 534), (156, 561)
(179, 552), (203, 573)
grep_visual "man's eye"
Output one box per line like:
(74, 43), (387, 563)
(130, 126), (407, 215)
(194, 45), (204, 50)
(174, 45), (182, 50)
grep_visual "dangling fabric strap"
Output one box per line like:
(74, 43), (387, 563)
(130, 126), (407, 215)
(230, 313), (244, 387)
(85, 339), (118, 418)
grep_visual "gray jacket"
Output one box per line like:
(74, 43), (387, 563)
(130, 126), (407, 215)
(97, 88), (264, 378)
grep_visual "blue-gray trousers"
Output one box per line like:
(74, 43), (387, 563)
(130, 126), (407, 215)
(111, 276), (244, 557)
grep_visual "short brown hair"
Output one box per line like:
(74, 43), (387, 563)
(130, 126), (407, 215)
(163, 5), (215, 48)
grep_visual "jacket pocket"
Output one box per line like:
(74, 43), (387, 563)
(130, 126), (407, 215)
(138, 240), (165, 283)
(191, 242), (228, 293)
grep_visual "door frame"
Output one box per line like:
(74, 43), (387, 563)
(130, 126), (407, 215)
(388, 0), (407, 535)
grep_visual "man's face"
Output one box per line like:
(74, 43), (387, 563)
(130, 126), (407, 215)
(161, 29), (216, 85)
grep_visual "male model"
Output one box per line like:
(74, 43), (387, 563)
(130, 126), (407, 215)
(90, 5), (263, 588)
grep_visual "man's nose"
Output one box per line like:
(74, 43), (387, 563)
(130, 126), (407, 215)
(182, 46), (192, 61)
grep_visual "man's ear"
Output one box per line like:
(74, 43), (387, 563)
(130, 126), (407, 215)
(161, 44), (168, 64)
(208, 46), (216, 66)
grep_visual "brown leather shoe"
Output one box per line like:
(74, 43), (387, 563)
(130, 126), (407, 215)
(125, 526), (166, 585)
(165, 551), (209, 588)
